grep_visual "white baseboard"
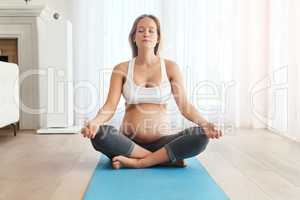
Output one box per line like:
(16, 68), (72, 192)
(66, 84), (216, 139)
(36, 126), (81, 134)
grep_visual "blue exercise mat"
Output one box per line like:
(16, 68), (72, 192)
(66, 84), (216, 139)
(84, 155), (229, 200)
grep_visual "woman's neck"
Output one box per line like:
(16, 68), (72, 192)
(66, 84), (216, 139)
(136, 49), (158, 65)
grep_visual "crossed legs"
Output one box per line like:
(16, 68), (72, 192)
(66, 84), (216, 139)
(91, 125), (209, 169)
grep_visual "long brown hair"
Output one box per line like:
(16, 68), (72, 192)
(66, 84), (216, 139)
(129, 14), (162, 58)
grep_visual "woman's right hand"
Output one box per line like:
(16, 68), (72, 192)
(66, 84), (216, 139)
(81, 120), (100, 139)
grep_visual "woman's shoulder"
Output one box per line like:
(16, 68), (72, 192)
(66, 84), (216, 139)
(162, 58), (181, 76)
(113, 60), (130, 74)
(163, 58), (177, 67)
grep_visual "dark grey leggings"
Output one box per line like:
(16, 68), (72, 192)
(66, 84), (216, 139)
(90, 125), (209, 163)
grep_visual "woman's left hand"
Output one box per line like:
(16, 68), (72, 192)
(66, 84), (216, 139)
(202, 122), (222, 139)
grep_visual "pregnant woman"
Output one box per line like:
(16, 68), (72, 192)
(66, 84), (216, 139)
(81, 14), (222, 169)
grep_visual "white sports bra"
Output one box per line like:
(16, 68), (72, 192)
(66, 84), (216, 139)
(122, 57), (172, 105)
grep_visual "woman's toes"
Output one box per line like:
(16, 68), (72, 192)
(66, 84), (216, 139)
(111, 156), (141, 169)
(111, 156), (121, 169)
(112, 160), (121, 169)
(112, 156), (121, 162)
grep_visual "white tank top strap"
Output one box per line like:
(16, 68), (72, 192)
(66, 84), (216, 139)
(160, 57), (168, 82)
(127, 57), (134, 81)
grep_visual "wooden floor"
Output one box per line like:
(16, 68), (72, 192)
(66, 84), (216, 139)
(0, 128), (299, 200)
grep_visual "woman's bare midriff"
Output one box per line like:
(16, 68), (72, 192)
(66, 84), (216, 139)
(119, 103), (171, 144)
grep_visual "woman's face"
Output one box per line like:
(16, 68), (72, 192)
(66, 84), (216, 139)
(134, 17), (159, 51)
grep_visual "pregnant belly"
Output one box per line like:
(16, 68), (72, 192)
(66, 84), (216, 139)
(120, 104), (171, 143)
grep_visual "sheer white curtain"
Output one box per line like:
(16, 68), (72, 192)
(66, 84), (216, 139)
(287, 0), (300, 141)
(268, 0), (300, 140)
(72, 0), (299, 139)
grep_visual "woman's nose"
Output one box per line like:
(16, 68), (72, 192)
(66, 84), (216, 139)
(144, 31), (150, 36)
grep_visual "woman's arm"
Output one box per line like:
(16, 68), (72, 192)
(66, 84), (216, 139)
(82, 63), (126, 138)
(166, 60), (222, 139)
(91, 63), (126, 124)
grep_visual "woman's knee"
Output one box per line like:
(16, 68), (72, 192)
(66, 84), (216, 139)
(90, 125), (116, 151)
(191, 126), (209, 153)
(90, 125), (135, 158)
(165, 126), (209, 162)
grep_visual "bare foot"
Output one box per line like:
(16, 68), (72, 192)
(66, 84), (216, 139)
(111, 156), (141, 169)
(159, 159), (187, 168)
(111, 157), (187, 169)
